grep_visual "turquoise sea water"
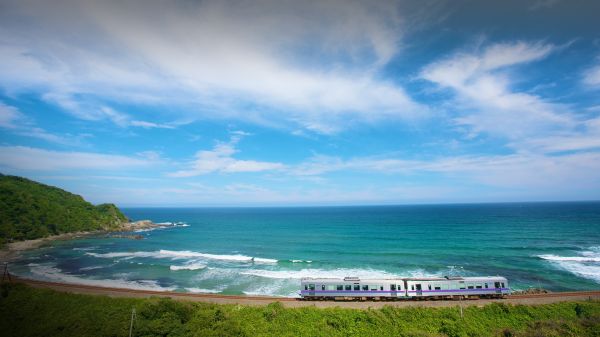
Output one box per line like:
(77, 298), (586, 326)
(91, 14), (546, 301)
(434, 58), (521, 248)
(9, 202), (600, 297)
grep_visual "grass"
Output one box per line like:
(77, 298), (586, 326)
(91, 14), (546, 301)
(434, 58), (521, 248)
(1, 283), (599, 336)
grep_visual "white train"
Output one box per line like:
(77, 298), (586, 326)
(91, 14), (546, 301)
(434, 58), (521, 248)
(300, 276), (509, 300)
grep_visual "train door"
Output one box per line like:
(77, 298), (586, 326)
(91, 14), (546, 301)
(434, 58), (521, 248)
(494, 281), (501, 294)
(416, 284), (422, 296)
(390, 284), (397, 297)
(309, 284), (315, 296)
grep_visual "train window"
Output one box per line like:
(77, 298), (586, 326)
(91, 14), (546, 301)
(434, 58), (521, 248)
(428, 284), (431, 290)
(411, 285), (414, 290)
(398, 284), (402, 290)
(501, 282), (505, 288)
(337, 285), (343, 291)
(309, 284), (315, 291)
(391, 284), (396, 291)
(434, 287), (441, 290)
(354, 285), (360, 291)
(304, 285), (308, 290)
(322, 285), (325, 290)
(362, 285), (368, 291)
(495, 282), (500, 288)
(476, 285), (482, 289)
(345, 285), (351, 291)
(380, 286), (383, 290)
(485, 283), (488, 288)
(468, 286), (474, 289)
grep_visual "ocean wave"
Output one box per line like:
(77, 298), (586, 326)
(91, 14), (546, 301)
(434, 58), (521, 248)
(240, 268), (404, 280)
(538, 247), (600, 283)
(73, 246), (98, 251)
(79, 265), (105, 271)
(185, 287), (222, 294)
(27, 263), (176, 291)
(133, 221), (190, 233)
(170, 262), (207, 271)
(538, 254), (600, 263)
(242, 281), (289, 297)
(290, 260), (312, 263)
(86, 249), (278, 264)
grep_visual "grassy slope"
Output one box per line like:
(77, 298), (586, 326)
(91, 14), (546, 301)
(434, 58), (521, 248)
(0, 284), (599, 337)
(0, 174), (128, 245)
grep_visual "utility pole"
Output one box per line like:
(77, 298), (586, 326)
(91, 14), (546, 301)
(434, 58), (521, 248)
(129, 308), (136, 337)
(459, 297), (463, 319)
(2, 263), (11, 283)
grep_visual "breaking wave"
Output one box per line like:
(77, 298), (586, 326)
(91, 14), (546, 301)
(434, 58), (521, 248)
(27, 263), (176, 291)
(185, 287), (223, 294)
(86, 249), (278, 264)
(538, 247), (600, 283)
(169, 262), (207, 271)
(240, 267), (424, 280)
(134, 221), (190, 233)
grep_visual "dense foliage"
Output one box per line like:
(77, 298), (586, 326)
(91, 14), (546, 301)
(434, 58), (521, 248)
(0, 283), (599, 337)
(0, 174), (128, 243)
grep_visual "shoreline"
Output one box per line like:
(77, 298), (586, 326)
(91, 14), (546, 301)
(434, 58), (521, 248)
(0, 220), (161, 263)
(6, 276), (600, 308)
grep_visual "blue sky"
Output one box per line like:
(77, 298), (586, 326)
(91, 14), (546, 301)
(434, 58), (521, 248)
(1, 0), (600, 206)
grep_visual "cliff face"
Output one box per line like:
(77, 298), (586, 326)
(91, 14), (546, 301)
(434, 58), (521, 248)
(0, 174), (128, 243)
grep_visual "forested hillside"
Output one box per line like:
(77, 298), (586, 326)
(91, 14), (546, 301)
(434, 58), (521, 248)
(0, 174), (128, 244)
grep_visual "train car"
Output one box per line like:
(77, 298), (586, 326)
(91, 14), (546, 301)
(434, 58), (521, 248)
(404, 276), (510, 299)
(300, 276), (407, 300)
(300, 276), (509, 300)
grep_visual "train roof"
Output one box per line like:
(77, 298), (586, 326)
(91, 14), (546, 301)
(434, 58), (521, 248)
(300, 276), (507, 282)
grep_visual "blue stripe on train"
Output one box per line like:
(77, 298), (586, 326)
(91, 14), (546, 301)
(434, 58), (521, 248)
(300, 288), (509, 294)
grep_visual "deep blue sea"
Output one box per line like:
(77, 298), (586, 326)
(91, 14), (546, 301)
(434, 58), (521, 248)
(9, 202), (600, 297)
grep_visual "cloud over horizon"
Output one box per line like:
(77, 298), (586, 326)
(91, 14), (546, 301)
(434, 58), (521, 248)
(1, 0), (600, 205)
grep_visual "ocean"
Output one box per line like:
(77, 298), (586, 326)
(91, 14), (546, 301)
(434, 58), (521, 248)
(9, 202), (600, 297)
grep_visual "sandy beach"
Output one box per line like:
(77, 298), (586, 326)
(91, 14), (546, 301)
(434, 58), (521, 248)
(0, 220), (159, 263)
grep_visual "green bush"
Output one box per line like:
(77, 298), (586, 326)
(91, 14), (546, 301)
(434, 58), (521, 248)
(0, 174), (128, 242)
(0, 284), (599, 337)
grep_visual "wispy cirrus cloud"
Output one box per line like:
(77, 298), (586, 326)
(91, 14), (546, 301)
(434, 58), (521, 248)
(169, 134), (285, 177)
(0, 0), (426, 134)
(0, 101), (82, 145)
(583, 58), (600, 88)
(0, 146), (157, 171)
(420, 40), (600, 153)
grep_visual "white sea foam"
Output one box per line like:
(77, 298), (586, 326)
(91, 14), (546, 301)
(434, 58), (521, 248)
(27, 263), (176, 291)
(79, 265), (104, 271)
(538, 247), (600, 283)
(133, 221), (190, 233)
(240, 268), (404, 280)
(170, 262), (207, 271)
(243, 281), (289, 297)
(86, 249), (278, 264)
(73, 246), (98, 251)
(538, 255), (600, 262)
(185, 287), (222, 294)
(290, 260), (312, 263)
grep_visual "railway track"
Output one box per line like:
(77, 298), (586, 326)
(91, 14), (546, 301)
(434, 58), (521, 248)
(6, 277), (600, 308)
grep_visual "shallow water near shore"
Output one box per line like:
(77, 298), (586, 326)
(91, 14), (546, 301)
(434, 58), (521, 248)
(8, 202), (600, 297)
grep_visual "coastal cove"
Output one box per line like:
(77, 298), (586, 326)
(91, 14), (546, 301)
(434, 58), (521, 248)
(4, 203), (600, 297)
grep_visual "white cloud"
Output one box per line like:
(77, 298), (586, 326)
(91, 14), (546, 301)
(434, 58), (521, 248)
(169, 135), (284, 177)
(0, 0), (424, 134)
(419, 41), (600, 152)
(583, 62), (600, 87)
(0, 146), (155, 171)
(0, 102), (22, 128)
(0, 101), (78, 145)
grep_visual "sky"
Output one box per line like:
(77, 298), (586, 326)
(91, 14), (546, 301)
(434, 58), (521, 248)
(1, 0), (600, 206)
